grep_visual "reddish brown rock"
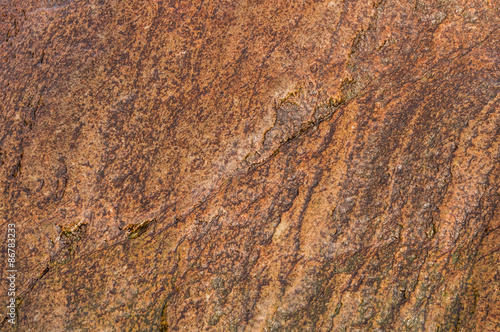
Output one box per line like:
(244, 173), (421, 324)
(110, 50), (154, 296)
(1, 0), (499, 331)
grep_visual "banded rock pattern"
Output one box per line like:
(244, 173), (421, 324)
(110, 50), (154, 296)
(0, 0), (499, 331)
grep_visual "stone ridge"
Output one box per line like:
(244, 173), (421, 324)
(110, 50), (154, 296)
(0, 0), (499, 331)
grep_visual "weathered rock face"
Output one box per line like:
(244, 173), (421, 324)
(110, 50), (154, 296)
(1, 0), (499, 331)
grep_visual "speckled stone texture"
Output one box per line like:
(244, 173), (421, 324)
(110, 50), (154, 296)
(1, 0), (499, 331)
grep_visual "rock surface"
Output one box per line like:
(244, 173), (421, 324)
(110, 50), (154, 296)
(1, 0), (499, 331)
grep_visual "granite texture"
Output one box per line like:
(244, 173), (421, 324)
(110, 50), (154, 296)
(1, 0), (499, 331)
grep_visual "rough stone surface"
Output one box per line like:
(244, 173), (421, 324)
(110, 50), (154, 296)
(1, 0), (499, 331)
